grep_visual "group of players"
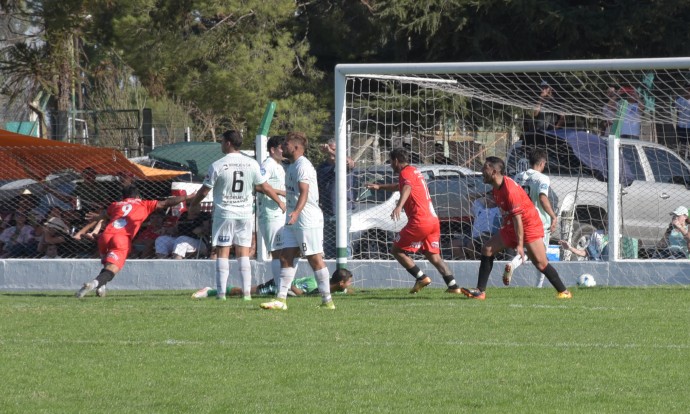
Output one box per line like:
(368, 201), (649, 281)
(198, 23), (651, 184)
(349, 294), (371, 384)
(75, 129), (571, 304)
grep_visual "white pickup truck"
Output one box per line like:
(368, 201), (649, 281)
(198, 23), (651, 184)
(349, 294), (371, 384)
(506, 130), (690, 258)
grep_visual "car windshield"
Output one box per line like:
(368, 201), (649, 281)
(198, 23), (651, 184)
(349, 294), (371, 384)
(352, 169), (397, 204)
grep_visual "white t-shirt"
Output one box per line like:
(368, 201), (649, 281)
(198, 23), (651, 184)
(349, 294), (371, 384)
(285, 156), (323, 229)
(676, 97), (690, 129)
(257, 157), (286, 222)
(203, 152), (266, 220)
(514, 168), (552, 231)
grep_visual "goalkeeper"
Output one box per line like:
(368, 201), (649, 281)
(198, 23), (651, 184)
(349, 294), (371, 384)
(192, 268), (353, 298)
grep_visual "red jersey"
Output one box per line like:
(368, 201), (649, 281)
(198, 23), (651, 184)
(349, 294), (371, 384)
(493, 176), (544, 245)
(398, 165), (437, 225)
(103, 198), (159, 240)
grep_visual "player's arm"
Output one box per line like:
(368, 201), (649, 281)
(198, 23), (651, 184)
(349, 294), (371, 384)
(184, 187), (208, 210)
(255, 184), (286, 197)
(391, 184), (412, 221)
(538, 193), (558, 233)
(559, 240), (587, 258)
(256, 182), (286, 212)
(367, 182), (398, 192)
(287, 181), (310, 225)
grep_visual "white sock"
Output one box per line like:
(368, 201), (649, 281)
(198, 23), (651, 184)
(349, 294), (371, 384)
(238, 256), (251, 297)
(271, 258), (281, 281)
(277, 266), (296, 300)
(315, 267), (332, 303)
(509, 254), (524, 271)
(216, 258), (230, 297)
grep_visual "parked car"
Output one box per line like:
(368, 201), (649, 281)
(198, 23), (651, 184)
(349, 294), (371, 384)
(506, 129), (690, 259)
(348, 164), (488, 259)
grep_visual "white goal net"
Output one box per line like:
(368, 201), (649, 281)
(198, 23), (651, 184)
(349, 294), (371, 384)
(334, 58), (690, 287)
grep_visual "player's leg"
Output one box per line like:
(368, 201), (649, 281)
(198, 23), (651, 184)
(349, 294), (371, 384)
(392, 225), (431, 294)
(233, 219), (255, 301)
(421, 221), (461, 293)
(261, 226), (298, 310)
(300, 227), (333, 308)
(524, 239), (571, 298)
(76, 234), (124, 298)
(211, 219), (233, 301)
(535, 228), (550, 288)
(461, 233), (508, 299)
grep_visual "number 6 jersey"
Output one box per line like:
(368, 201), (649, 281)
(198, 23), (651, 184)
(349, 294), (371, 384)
(203, 152), (267, 220)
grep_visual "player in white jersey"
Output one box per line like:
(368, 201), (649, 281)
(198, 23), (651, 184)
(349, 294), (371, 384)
(260, 131), (334, 311)
(510, 148), (558, 287)
(189, 130), (285, 301)
(256, 135), (292, 284)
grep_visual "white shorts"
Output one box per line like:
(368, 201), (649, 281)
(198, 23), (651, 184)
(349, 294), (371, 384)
(173, 235), (207, 258)
(212, 218), (254, 247)
(281, 225), (323, 256)
(258, 219), (284, 252)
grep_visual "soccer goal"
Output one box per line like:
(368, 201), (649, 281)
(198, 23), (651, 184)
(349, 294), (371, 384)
(334, 58), (690, 287)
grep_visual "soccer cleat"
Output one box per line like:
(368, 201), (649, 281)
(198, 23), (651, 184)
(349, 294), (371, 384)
(445, 286), (463, 294)
(460, 287), (486, 300)
(409, 276), (432, 294)
(260, 299), (288, 310)
(502, 263), (514, 286)
(556, 290), (573, 299)
(318, 300), (336, 310)
(95, 285), (106, 298)
(242, 296), (252, 301)
(216, 294), (227, 301)
(192, 287), (211, 299)
(75, 281), (96, 299)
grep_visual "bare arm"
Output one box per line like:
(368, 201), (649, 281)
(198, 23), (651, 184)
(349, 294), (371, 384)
(559, 240), (587, 258)
(391, 184), (412, 221)
(257, 182), (286, 212)
(186, 188), (209, 210)
(367, 182), (398, 192)
(256, 184), (286, 197)
(287, 182), (310, 225)
(539, 193), (558, 234)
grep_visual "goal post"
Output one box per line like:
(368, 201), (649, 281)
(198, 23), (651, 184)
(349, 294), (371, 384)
(335, 58), (690, 284)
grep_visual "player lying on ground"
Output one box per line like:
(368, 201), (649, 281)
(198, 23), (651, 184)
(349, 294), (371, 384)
(192, 268), (353, 298)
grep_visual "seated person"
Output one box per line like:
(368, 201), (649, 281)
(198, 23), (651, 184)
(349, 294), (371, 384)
(0, 211), (37, 258)
(42, 243), (60, 259)
(451, 196), (501, 260)
(155, 211), (211, 259)
(131, 211), (165, 258)
(191, 268), (353, 298)
(36, 217), (70, 257)
(652, 206), (690, 259)
(559, 229), (609, 261)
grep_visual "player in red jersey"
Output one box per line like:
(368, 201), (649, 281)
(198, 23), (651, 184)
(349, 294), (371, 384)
(75, 185), (196, 298)
(460, 157), (572, 300)
(367, 148), (462, 294)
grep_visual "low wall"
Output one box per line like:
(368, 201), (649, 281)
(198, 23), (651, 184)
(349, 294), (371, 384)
(1, 259), (689, 291)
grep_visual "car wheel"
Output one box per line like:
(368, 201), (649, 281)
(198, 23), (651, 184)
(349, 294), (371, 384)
(568, 221), (596, 261)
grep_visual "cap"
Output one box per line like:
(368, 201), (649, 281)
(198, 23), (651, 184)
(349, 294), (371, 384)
(671, 206), (689, 216)
(540, 80), (549, 87)
(44, 217), (69, 233)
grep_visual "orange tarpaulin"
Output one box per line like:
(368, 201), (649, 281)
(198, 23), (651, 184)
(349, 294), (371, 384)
(133, 164), (187, 180)
(0, 129), (146, 180)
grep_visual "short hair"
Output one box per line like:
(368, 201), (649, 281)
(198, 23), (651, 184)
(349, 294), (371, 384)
(485, 156), (505, 175)
(529, 148), (548, 166)
(286, 131), (308, 148)
(267, 135), (285, 150)
(122, 185), (141, 199)
(389, 147), (410, 164)
(330, 268), (353, 284)
(222, 130), (243, 148)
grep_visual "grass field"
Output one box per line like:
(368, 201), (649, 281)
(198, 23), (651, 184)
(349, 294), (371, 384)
(1, 286), (689, 413)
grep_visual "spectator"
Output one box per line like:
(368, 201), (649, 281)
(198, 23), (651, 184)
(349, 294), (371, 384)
(652, 206), (690, 259)
(154, 216), (180, 258)
(532, 80), (565, 131)
(0, 212), (37, 258)
(559, 230), (609, 261)
(451, 196), (500, 260)
(42, 243), (60, 259)
(675, 83), (690, 157)
(36, 216), (70, 256)
(617, 86), (644, 139)
(130, 211), (165, 258)
(602, 86), (618, 136)
(316, 138), (355, 259)
(170, 211), (211, 259)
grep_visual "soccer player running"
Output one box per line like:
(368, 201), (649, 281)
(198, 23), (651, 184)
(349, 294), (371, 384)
(75, 185), (197, 298)
(460, 157), (572, 300)
(255, 135), (292, 285)
(189, 130), (285, 301)
(510, 148), (558, 288)
(260, 132), (334, 310)
(367, 148), (462, 294)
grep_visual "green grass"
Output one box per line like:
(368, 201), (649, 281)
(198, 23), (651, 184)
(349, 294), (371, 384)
(1, 287), (689, 413)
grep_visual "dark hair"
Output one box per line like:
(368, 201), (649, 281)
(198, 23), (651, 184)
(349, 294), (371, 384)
(286, 131), (308, 148)
(267, 135), (285, 150)
(122, 185), (142, 199)
(222, 130), (243, 148)
(330, 268), (353, 284)
(389, 147), (410, 164)
(529, 148), (548, 166)
(485, 156), (505, 175)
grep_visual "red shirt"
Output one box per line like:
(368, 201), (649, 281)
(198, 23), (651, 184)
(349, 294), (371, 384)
(398, 165), (437, 225)
(103, 198), (159, 240)
(493, 176), (541, 232)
